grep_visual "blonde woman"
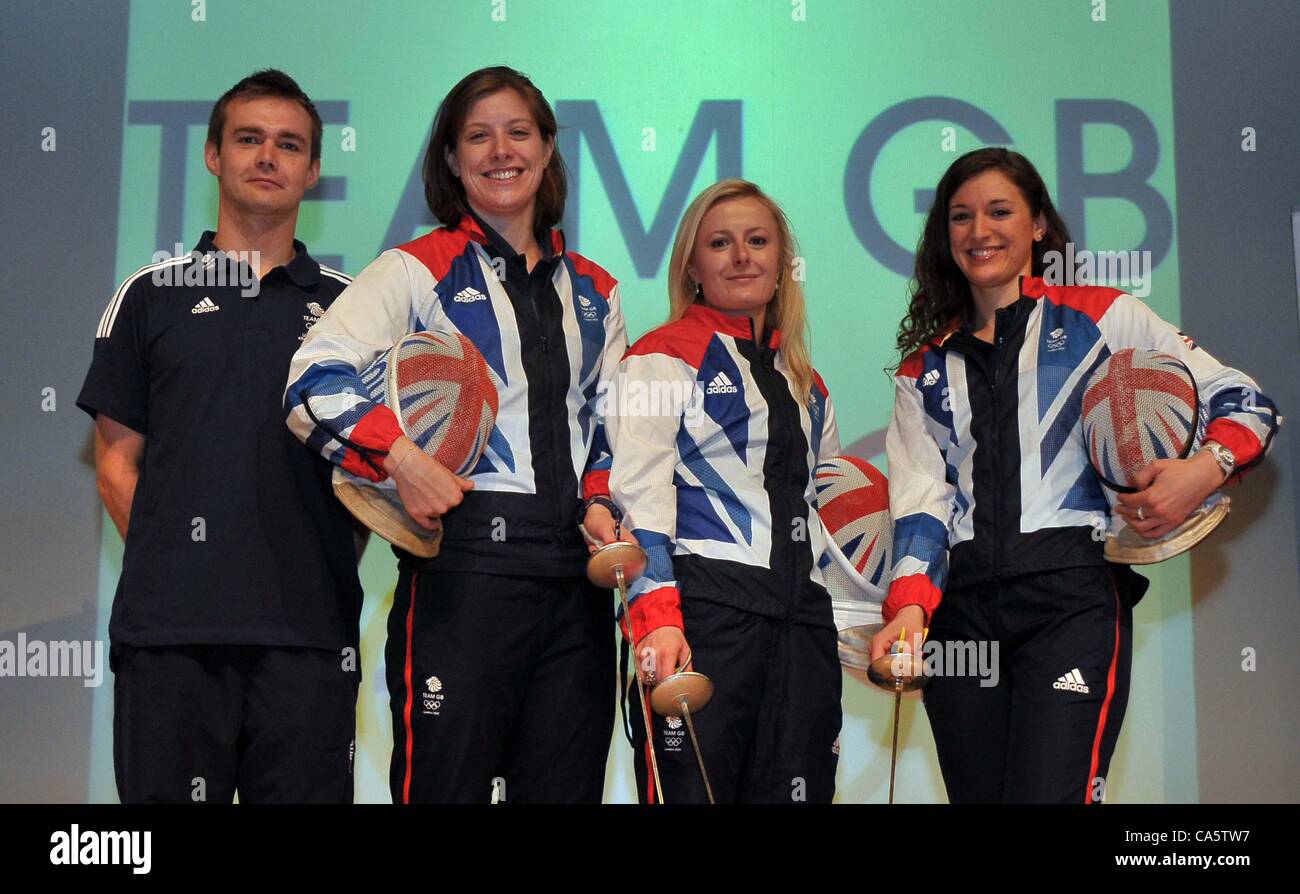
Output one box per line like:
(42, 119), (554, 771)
(607, 180), (843, 803)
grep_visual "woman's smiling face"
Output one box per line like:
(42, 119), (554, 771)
(445, 88), (553, 230)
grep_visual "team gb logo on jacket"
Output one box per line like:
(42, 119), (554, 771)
(300, 302), (325, 341)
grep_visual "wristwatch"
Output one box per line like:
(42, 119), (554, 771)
(582, 494), (623, 521)
(1201, 440), (1235, 481)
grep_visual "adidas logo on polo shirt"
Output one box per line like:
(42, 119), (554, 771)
(921, 369), (941, 387)
(452, 287), (487, 304)
(191, 297), (219, 314)
(1053, 668), (1090, 693)
(706, 372), (739, 395)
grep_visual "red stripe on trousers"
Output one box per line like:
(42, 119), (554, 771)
(401, 573), (418, 804)
(1085, 587), (1122, 803)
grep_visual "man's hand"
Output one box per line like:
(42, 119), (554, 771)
(383, 436), (473, 530)
(93, 415), (145, 538)
(1114, 452), (1224, 541)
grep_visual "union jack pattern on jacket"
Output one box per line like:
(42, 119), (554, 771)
(608, 303), (841, 642)
(284, 216), (625, 508)
(884, 279), (1279, 622)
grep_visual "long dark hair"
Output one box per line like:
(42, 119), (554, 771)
(422, 66), (567, 230)
(894, 148), (1071, 364)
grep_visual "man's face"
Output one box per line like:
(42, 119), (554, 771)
(204, 95), (319, 219)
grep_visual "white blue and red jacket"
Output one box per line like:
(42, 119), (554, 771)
(607, 303), (842, 643)
(884, 278), (1280, 622)
(284, 215), (627, 576)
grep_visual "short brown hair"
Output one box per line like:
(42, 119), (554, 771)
(423, 66), (566, 229)
(208, 69), (323, 161)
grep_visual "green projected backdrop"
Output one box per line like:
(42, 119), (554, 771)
(93, 0), (1189, 802)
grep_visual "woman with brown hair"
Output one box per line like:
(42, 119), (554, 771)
(875, 147), (1278, 802)
(286, 66), (630, 803)
(607, 179), (844, 803)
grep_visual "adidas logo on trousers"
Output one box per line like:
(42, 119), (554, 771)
(1053, 668), (1090, 693)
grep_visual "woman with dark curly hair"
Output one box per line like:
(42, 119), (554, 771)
(873, 147), (1279, 803)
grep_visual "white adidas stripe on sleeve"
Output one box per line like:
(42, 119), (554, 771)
(97, 257), (191, 338)
(319, 265), (353, 286)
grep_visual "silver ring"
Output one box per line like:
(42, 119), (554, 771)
(1136, 506), (1146, 521)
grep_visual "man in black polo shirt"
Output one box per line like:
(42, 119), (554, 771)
(76, 70), (362, 803)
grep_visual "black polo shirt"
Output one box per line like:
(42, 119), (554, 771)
(77, 232), (362, 650)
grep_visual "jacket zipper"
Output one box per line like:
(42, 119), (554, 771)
(509, 256), (567, 532)
(535, 281), (567, 532)
(989, 333), (1002, 581)
(753, 322), (802, 598)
